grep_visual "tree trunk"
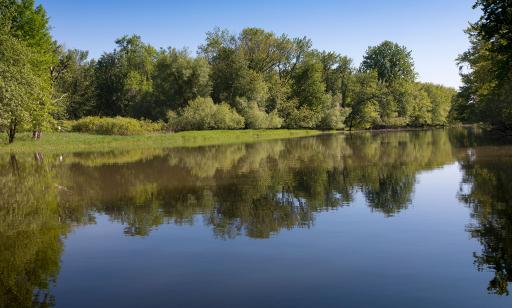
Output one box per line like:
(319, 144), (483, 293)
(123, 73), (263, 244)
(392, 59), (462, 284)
(8, 121), (17, 144)
(32, 129), (42, 139)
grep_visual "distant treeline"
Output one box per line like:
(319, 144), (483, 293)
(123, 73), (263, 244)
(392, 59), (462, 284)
(1, 0), (473, 143)
(52, 32), (456, 132)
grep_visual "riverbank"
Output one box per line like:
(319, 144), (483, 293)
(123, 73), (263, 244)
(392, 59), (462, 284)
(0, 130), (333, 154)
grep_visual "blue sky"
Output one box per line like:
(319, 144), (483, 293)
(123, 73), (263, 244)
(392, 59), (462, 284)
(37, 0), (480, 88)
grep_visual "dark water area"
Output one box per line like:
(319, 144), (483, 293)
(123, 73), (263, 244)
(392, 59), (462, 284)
(1, 127), (512, 307)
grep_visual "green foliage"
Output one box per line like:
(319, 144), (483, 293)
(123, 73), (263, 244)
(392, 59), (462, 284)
(454, 0), (512, 129)
(360, 40), (416, 84)
(199, 29), (277, 107)
(52, 48), (96, 119)
(0, 35), (47, 142)
(421, 83), (456, 126)
(151, 48), (211, 118)
(169, 97), (245, 131)
(291, 55), (330, 110)
(405, 83), (432, 126)
(473, 0), (512, 78)
(286, 106), (321, 129)
(345, 70), (455, 129)
(93, 35), (157, 117)
(0, 0), (55, 142)
(70, 116), (163, 135)
(317, 51), (354, 107)
(346, 71), (382, 129)
(236, 98), (283, 129)
(318, 96), (350, 130)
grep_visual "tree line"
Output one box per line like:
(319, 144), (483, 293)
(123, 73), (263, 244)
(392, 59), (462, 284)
(54, 29), (456, 131)
(0, 0), (457, 143)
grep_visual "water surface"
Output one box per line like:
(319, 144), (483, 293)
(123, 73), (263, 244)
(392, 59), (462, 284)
(1, 128), (512, 307)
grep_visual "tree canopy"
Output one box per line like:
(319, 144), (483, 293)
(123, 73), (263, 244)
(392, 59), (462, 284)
(452, 0), (512, 130)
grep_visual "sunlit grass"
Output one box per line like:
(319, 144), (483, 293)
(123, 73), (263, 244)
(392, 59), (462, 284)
(0, 129), (335, 153)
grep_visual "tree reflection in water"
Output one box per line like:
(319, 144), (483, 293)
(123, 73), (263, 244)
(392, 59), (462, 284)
(457, 143), (512, 295)
(1, 127), (512, 305)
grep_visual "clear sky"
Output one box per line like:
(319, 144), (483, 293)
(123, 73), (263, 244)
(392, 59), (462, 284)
(37, 0), (480, 88)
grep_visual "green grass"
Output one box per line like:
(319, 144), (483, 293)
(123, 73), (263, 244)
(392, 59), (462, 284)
(0, 130), (335, 153)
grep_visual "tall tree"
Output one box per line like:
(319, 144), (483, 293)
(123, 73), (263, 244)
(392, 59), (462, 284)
(94, 35), (157, 117)
(456, 0), (512, 130)
(52, 48), (96, 119)
(151, 48), (211, 119)
(316, 51), (354, 107)
(346, 71), (382, 129)
(291, 55), (329, 110)
(360, 40), (416, 84)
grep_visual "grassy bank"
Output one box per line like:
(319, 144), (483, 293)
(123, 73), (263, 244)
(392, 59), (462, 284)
(0, 130), (333, 154)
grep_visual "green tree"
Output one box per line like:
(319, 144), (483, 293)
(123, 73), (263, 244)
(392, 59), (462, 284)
(94, 35), (156, 117)
(421, 83), (456, 126)
(455, 0), (512, 129)
(403, 82), (432, 126)
(199, 27), (316, 118)
(291, 55), (329, 110)
(0, 35), (48, 143)
(52, 48), (96, 119)
(346, 71), (382, 129)
(0, 0), (56, 142)
(317, 51), (354, 107)
(360, 40), (416, 84)
(199, 28), (270, 106)
(151, 48), (211, 119)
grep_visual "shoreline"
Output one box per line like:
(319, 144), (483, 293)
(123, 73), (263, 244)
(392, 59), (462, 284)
(0, 126), (477, 154)
(0, 130), (334, 154)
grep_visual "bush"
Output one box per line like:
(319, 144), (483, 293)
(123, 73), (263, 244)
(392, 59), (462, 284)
(285, 106), (321, 129)
(236, 98), (283, 129)
(71, 116), (163, 135)
(317, 99), (350, 130)
(169, 97), (245, 131)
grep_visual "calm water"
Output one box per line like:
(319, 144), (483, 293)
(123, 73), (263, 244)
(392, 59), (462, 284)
(1, 128), (512, 307)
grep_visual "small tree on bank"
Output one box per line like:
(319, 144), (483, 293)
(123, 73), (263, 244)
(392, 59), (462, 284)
(0, 36), (48, 143)
(0, 0), (56, 143)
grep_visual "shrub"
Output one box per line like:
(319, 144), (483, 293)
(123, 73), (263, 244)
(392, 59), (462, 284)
(169, 97), (245, 131)
(285, 106), (321, 129)
(71, 116), (163, 135)
(236, 98), (283, 129)
(212, 103), (246, 129)
(317, 99), (350, 130)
